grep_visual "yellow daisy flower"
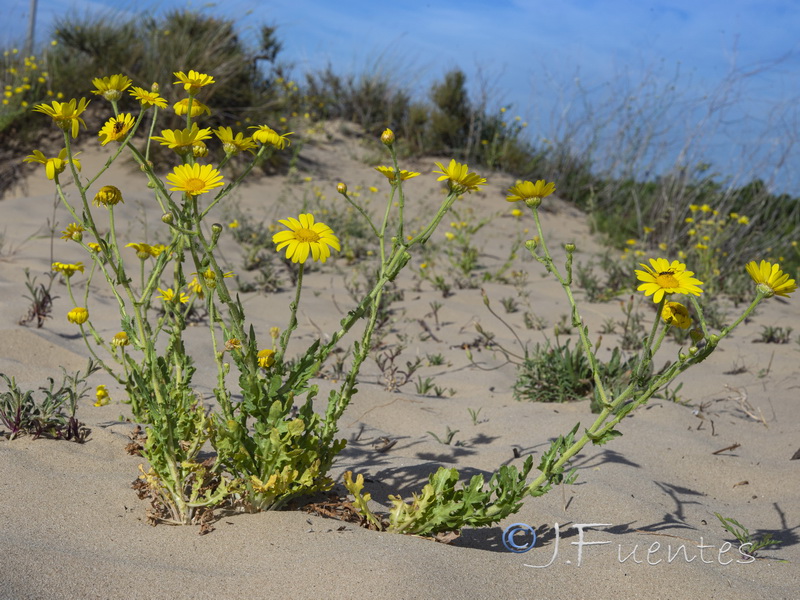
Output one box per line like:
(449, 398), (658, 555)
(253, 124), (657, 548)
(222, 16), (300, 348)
(374, 165), (421, 182)
(129, 86), (168, 108)
(126, 242), (163, 259)
(249, 125), (292, 149)
(166, 163), (225, 196)
(173, 70), (215, 94)
(662, 302), (692, 329)
(257, 348), (276, 368)
(273, 213), (340, 264)
(60, 223), (85, 240)
(151, 123), (212, 152)
(32, 97), (90, 138)
(433, 159), (486, 193)
(94, 385), (110, 406)
(214, 127), (257, 155)
(158, 288), (189, 303)
(173, 98), (211, 117)
(91, 74), (132, 101)
(112, 331), (129, 347)
(745, 260), (797, 298)
(98, 113), (135, 145)
(635, 258), (704, 303)
(506, 179), (556, 204)
(52, 262), (84, 277)
(23, 148), (81, 180)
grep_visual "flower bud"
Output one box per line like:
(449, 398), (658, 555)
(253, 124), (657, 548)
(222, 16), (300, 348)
(112, 331), (129, 347)
(192, 141), (208, 158)
(150, 82), (159, 93)
(211, 223), (223, 235)
(380, 128), (395, 145)
(689, 346), (698, 355)
(525, 238), (539, 252)
(565, 243), (576, 253)
(71, 230), (83, 242)
(337, 182), (347, 194)
(67, 307), (89, 325)
(161, 213), (173, 224)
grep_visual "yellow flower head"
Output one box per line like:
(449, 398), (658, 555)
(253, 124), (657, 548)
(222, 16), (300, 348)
(257, 348), (276, 368)
(166, 163), (224, 196)
(214, 127), (257, 155)
(87, 242), (102, 252)
(186, 276), (204, 299)
(506, 179), (556, 205)
(511, 208), (523, 219)
(374, 165), (421, 183)
(158, 287), (189, 303)
(126, 242), (163, 259)
(273, 213), (340, 264)
(173, 70), (215, 94)
(745, 260), (797, 298)
(662, 302), (692, 329)
(433, 159), (486, 193)
(249, 125), (293, 149)
(67, 306), (89, 324)
(151, 123), (212, 152)
(112, 331), (129, 347)
(635, 258), (704, 303)
(60, 222), (85, 241)
(380, 128), (395, 145)
(738, 215), (750, 225)
(94, 384), (110, 407)
(93, 185), (124, 207)
(32, 98), (90, 138)
(129, 86), (168, 108)
(23, 148), (81, 180)
(91, 74), (132, 101)
(52, 261), (84, 277)
(173, 97), (211, 117)
(98, 113), (135, 145)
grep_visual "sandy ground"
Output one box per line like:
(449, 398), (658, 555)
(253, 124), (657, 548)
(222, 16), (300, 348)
(1, 123), (798, 599)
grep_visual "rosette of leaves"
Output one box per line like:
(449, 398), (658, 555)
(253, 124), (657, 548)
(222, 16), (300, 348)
(0, 362), (97, 442)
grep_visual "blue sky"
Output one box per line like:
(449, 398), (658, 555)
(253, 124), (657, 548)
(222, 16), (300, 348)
(4, 0), (800, 192)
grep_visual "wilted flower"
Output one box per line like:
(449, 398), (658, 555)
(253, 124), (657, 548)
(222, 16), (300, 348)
(93, 185), (124, 207)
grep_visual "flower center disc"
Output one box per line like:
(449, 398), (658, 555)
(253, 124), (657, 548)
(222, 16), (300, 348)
(295, 228), (320, 243)
(656, 272), (679, 288)
(184, 178), (206, 193)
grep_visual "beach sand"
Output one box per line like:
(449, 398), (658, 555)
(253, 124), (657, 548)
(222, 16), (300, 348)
(1, 124), (798, 599)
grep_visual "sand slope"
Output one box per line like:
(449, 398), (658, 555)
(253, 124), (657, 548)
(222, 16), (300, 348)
(1, 126), (798, 599)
